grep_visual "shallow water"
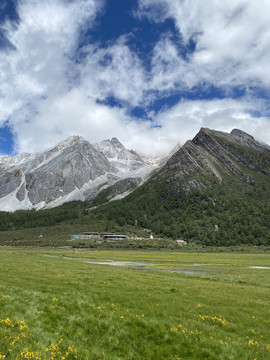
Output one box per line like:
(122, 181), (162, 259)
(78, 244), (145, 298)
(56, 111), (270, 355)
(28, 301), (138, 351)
(41, 254), (207, 274)
(156, 268), (206, 274)
(42, 254), (59, 258)
(42, 255), (158, 267)
(84, 260), (159, 267)
(192, 263), (209, 266)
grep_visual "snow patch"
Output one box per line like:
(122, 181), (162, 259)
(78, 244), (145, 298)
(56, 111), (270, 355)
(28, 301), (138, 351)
(0, 135), (162, 211)
(0, 187), (32, 211)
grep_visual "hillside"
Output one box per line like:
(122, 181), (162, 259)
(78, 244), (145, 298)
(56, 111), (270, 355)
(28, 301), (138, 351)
(0, 136), (157, 211)
(93, 128), (270, 246)
(0, 127), (269, 247)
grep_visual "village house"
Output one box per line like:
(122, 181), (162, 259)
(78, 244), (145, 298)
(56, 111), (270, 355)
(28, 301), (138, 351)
(175, 240), (187, 245)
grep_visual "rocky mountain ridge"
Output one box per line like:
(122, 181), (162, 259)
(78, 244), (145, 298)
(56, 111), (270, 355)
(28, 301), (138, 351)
(1, 127), (270, 246)
(0, 136), (159, 211)
(162, 127), (270, 197)
(92, 127), (270, 245)
(1, 127), (269, 213)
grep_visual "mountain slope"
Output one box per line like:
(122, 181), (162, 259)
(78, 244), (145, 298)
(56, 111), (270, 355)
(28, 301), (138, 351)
(94, 128), (270, 246)
(161, 128), (270, 197)
(1, 127), (269, 247)
(0, 136), (158, 211)
(93, 137), (145, 172)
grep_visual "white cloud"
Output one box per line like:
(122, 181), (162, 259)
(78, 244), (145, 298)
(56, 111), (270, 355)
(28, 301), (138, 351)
(10, 86), (165, 156)
(11, 84), (270, 157)
(0, 0), (104, 138)
(0, 0), (270, 158)
(0, 0), (151, 155)
(149, 37), (198, 92)
(137, 0), (270, 89)
(78, 37), (147, 105)
(152, 97), (270, 151)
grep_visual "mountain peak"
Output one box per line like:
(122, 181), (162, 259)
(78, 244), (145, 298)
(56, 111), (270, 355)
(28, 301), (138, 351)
(0, 133), (154, 211)
(56, 135), (85, 149)
(111, 137), (124, 149)
(230, 128), (254, 139)
(229, 129), (270, 152)
(195, 127), (270, 153)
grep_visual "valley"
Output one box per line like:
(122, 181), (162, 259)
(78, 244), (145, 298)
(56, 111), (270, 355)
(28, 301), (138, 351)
(0, 248), (269, 359)
(0, 127), (270, 248)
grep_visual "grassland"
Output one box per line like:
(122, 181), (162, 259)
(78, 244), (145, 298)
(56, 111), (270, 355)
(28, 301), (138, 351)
(0, 248), (270, 359)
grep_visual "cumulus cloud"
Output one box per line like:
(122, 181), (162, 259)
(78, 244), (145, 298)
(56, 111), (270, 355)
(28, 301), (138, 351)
(152, 97), (270, 151)
(137, 0), (270, 89)
(0, 0), (104, 146)
(78, 36), (147, 106)
(10, 88), (152, 153)
(0, 0), (151, 154)
(0, 0), (270, 158)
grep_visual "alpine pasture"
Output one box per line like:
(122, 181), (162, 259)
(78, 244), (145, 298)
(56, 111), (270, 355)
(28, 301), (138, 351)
(0, 249), (269, 359)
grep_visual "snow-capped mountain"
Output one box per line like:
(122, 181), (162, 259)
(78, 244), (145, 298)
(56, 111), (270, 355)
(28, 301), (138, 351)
(0, 136), (159, 211)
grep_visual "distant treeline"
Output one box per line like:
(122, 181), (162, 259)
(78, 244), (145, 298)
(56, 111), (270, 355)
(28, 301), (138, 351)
(0, 177), (270, 247)
(0, 201), (86, 231)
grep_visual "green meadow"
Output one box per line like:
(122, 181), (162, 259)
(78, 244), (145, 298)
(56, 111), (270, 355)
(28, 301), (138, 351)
(0, 249), (270, 359)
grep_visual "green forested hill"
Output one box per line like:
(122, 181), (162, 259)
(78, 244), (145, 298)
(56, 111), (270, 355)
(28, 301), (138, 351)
(93, 168), (270, 245)
(0, 128), (270, 247)
(93, 128), (270, 246)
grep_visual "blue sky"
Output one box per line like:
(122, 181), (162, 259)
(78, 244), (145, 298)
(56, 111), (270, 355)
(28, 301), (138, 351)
(0, 0), (270, 156)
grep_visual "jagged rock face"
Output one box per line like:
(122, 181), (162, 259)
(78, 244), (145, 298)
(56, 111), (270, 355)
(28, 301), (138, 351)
(0, 136), (156, 211)
(91, 177), (143, 205)
(1, 128), (268, 211)
(162, 128), (270, 196)
(24, 141), (116, 205)
(93, 137), (145, 171)
(205, 128), (270, 152)
(193, 128), (270, 175)
(0, 168), (22, 198)
(93, 138), (124, 159)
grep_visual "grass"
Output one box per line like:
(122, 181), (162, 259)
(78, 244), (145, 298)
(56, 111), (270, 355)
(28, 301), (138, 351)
(0, 248), (270, 359)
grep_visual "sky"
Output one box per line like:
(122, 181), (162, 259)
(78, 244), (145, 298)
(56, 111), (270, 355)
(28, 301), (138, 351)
(0, 0), (270, 157)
